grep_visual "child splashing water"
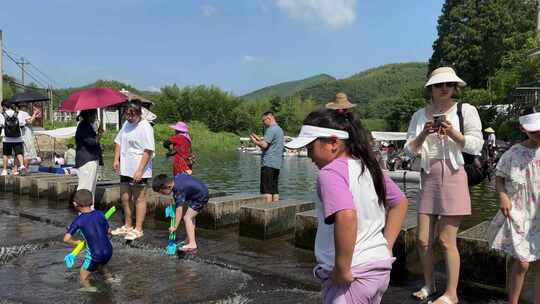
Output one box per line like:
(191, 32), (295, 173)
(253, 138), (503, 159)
(285, 109), (407, 304)
(488, 107), (540, 304)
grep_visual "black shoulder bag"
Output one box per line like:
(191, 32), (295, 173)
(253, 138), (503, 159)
(457, 102), (488, 187)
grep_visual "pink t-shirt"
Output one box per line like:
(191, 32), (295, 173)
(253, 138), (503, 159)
(317, 157), (405, 224)
(315, 157), (400, 270)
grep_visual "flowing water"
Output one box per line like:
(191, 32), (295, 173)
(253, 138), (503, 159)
(0, 151), (505, 303)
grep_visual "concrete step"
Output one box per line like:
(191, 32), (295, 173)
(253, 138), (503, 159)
(151, 190), (229, 223)
(294, 209), (317, 250)
(196, 194), (267, 229)
(27, 175), (75, 197)
(239, 199), (315, 240)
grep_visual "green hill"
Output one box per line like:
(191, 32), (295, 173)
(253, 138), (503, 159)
(242, 74), (335, 101)
(298, 62), (428, 104)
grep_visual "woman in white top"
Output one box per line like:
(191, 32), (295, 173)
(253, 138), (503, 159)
(16, 103), (40, 169)
(406, 67), (483, 304)
(111, 102), (155, 241)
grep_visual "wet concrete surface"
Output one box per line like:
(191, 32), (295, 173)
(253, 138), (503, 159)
(0, 192), (507, 303)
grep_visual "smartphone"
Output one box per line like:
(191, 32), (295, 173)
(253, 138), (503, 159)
(432, 114), (446, 128)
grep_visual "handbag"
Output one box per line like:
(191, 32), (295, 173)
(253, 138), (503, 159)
(457, 102), (488, 186)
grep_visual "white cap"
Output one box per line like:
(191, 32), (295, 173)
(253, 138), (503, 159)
(519, 112), (540, 132)
(284, 125), (349, 149)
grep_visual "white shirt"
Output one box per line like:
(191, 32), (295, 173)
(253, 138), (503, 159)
(0, 110), (29, 143)
(405, 103), (484, 173)
(114, 119), (155, 178)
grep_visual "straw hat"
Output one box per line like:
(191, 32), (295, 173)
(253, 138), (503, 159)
(425, 67), (467, 87)
(484, 127), (495, 133)
(325, 93), (356, 110)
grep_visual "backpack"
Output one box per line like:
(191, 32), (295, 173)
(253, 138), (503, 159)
(457, 103), (488, 187)
(3, 111), (21, 138)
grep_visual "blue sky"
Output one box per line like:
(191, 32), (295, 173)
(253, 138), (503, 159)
(1, 0), (444, 95)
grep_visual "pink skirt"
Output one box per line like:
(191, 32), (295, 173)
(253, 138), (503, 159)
(418, 159), (471, 216)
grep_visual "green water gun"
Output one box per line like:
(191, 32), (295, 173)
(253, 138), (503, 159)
(64, 206), (116, 269)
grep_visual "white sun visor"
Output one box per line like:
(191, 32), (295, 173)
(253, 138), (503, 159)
(284, 125), (349, 149)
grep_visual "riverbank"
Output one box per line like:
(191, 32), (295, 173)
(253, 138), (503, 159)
(38, 121), (239, 154)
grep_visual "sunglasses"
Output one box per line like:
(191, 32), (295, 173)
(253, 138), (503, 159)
(433, 82), (457, 89)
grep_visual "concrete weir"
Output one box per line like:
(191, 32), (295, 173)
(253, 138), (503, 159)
(151, 190), (229, 222)
(14, 173), (61, 196)
(28, 175), (78, 198)
(197, 194), (267, 229)
(239, 199), (315, 240)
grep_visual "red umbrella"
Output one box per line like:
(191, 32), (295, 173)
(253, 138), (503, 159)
(59, 87), (128, 112)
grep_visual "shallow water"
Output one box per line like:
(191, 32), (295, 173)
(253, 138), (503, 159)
(103, 151), (499, 230)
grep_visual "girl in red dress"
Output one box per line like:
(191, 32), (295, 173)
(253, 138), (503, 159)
(166, 122), (193, 176)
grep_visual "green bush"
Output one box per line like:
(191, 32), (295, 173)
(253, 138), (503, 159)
(99, 121), (239, 155)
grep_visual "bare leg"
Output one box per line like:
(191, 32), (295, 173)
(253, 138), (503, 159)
(183, 207), (199, 248)
(2, 155), (7, 172)
(132, 186), (146, 232)
(16, 154), (24, 170)
(508, 259), (530, 304)
(414, 213), (437, 299)
(272, 194), (279, 202)
(432, 216), (463, 304)
(263, 194), (272, 203)
(97, 264), (113, 280)
(120, 184), (133, 228)
(80, 268), (92, 288)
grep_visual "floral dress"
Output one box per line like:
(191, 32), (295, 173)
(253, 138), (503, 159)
(487, 144), (540, 262)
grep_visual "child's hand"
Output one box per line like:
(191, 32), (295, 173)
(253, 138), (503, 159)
(168, 226), (177, 233)
(500, 196), (512, 218)
(331, 267), (354, 285)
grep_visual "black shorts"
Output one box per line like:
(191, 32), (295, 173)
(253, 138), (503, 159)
(3, 142), (23, 156)
(260, 166), (280, 195)
(120, 175), (149, 186)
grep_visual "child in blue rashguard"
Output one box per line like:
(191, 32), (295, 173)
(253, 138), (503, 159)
(152, 173), (209, 252)
(63, 189), (115, 292)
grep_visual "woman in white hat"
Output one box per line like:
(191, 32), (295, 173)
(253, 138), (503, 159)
(405, 67), (483, 304)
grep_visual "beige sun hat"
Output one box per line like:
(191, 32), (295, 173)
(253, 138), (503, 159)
(325, 92), (356, 110)
(484, 127), (495, 133)
(425, 67), (467, 87)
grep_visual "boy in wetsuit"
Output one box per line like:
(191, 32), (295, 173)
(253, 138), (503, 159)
(152, 173), (209, 252)
(63, 189), (115, 292)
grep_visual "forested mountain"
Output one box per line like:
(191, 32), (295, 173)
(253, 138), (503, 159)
(242, 74), (335, 101)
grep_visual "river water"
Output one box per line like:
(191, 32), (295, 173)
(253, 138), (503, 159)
(131, 151), (499, 230)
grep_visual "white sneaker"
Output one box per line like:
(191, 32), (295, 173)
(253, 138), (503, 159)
(111, 225), (132, 236)
(1, 170), (7, 176)
(125, 229), (144, 240)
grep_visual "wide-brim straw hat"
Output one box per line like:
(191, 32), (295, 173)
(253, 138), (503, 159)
(325, 92), (356, 110)
(484, 127), (495, 133)
(425, 67), (467, 87)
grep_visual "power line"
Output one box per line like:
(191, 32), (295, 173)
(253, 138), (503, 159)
(2, 50), (48, 88)
(3, 47), (59, 87)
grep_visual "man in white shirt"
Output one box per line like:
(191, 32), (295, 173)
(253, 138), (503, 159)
(0, 101), (28, 175)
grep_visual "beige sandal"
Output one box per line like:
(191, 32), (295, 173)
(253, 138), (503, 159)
(412, 285), (436, 301)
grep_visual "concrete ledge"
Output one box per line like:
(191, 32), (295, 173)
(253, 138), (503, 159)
(457, 221), (506, 289)
(11, 173), (59, 195)
(294, 209), (317, 250)
(151, 190), (229, 222)
(196, 194), (267, 229)
(391, 213), (418, 281)
(94, 185), (121, 209)
(29, 176), (77, 198)
(0, 175), (14, 192)
(239, 199), (315, 240)
(48, 179), (78, 201)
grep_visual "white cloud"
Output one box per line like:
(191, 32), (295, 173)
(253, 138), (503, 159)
(201, 5), (217, 17)
(275, 0), (356, 30)
(243, 55), (258, 63)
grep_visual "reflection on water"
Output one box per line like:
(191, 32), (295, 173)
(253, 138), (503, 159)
(103, 151), (499, 229)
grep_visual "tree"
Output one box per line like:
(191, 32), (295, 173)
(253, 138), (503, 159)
(429, 0), (536, 88)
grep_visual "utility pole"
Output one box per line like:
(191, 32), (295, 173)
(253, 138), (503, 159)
(19, 57), (28, 85)
(0, 30), (3, 104)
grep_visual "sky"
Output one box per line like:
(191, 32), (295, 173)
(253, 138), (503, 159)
(0, 0), (445, 95)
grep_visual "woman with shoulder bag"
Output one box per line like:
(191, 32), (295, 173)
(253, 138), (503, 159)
(405, 67), (483, 304)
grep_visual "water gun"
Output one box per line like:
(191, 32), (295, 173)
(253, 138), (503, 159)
(165, 204), (177, 255)
(64, 206), (116, 269)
